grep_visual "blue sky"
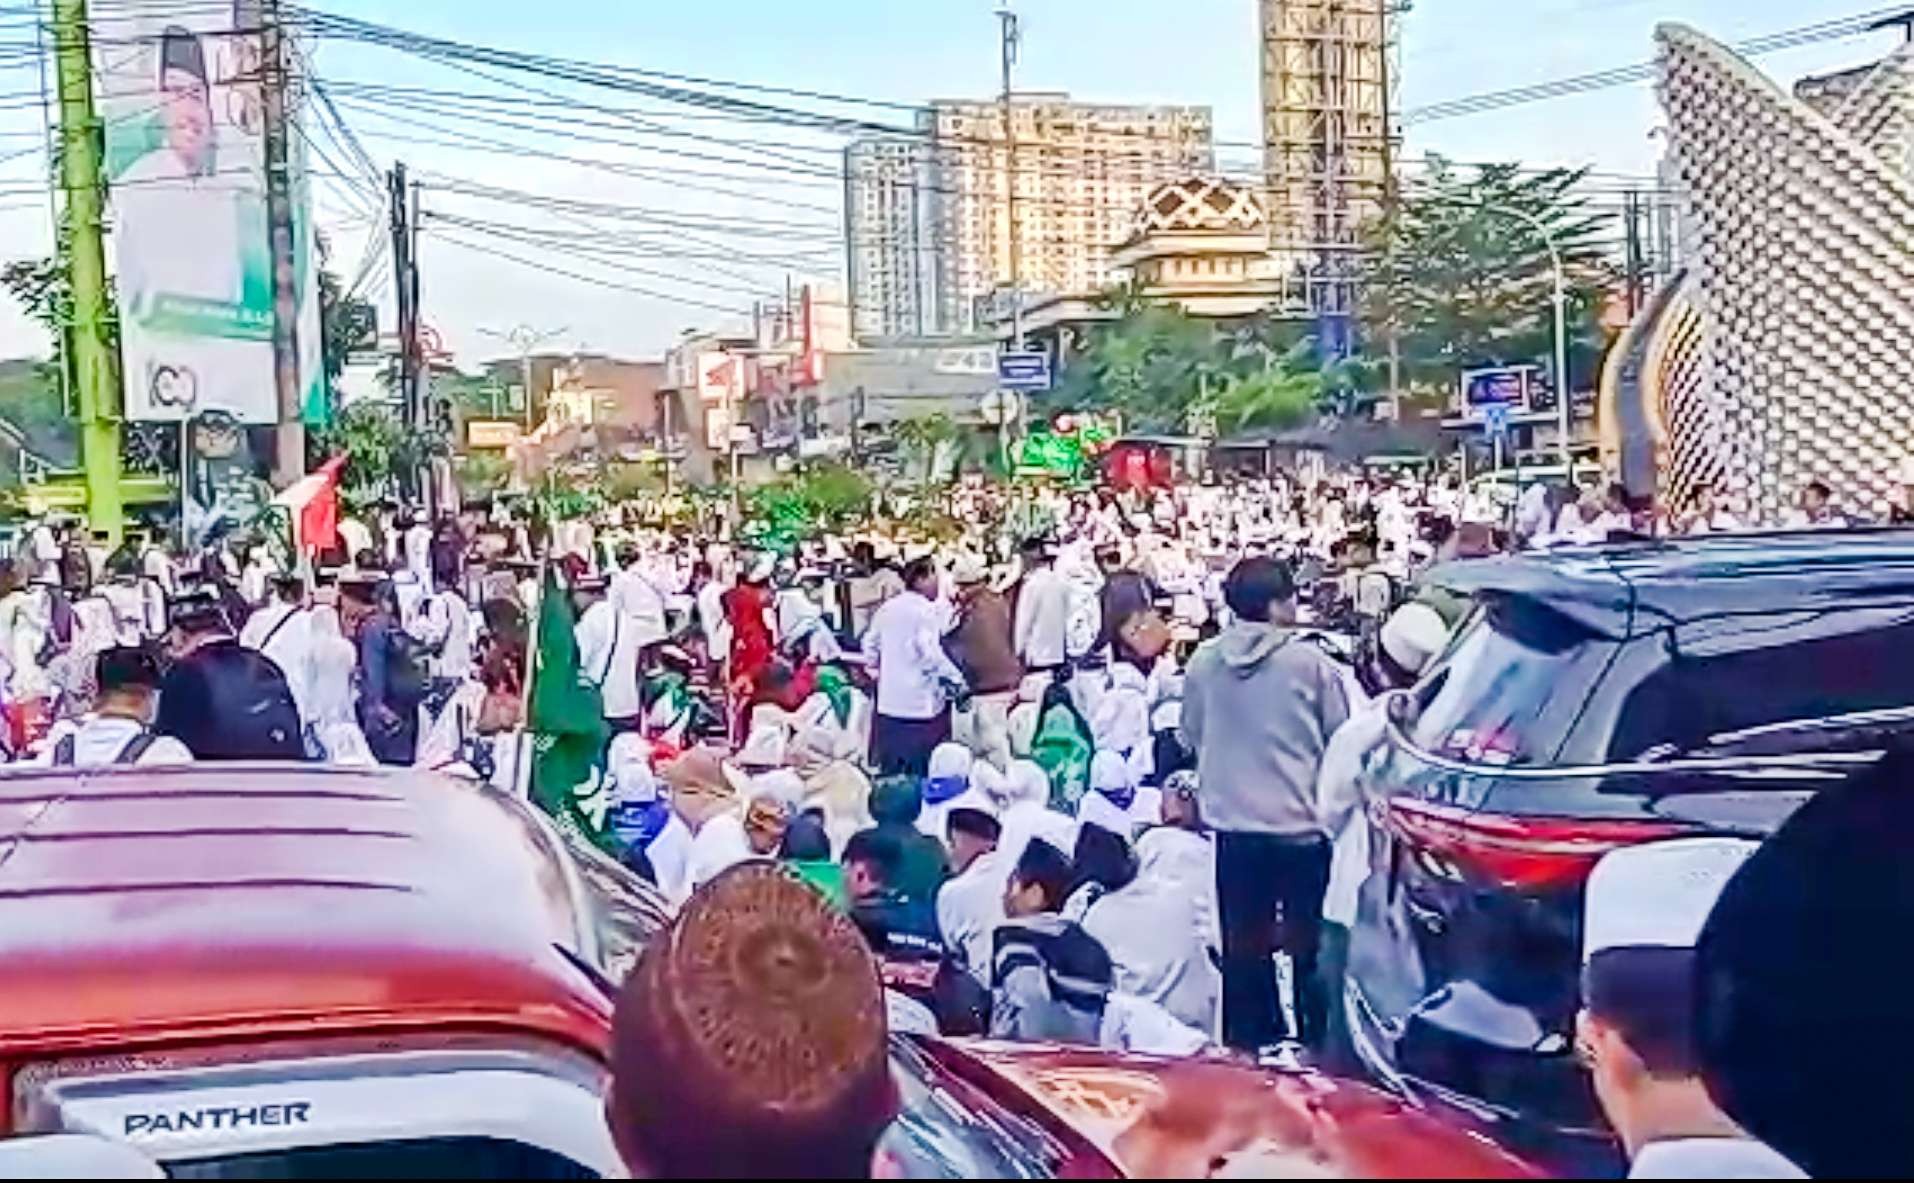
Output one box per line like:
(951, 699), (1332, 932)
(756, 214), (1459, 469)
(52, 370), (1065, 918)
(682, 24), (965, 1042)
(0, 0), (1886, 362)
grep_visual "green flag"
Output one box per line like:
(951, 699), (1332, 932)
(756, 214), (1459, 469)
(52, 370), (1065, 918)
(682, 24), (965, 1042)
(528, 569), (613, 853)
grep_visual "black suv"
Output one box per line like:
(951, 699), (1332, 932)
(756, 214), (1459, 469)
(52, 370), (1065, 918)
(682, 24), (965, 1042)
(1343, 529), (1914, 1173)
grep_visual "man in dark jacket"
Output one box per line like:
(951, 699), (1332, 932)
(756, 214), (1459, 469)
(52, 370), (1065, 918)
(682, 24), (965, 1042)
(944, 553), (1021, 771)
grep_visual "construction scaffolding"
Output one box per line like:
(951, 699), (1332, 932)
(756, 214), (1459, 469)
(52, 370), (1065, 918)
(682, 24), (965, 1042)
(1258, 0), (1396, 353)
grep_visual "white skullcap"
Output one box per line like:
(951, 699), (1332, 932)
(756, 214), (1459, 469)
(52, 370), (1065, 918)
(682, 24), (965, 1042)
(969, 762), (1007, 811)
(1583, 837), (1759, 964)
(1380, 602), (1451, 676)
(1004, 759), (1051, 807)
(614, 761), (660, 805)
(747, 553), (777, 582)
(746, 768), (807, 810)
(1089, 749), (1135, 794)
(927, 742), (973, 783)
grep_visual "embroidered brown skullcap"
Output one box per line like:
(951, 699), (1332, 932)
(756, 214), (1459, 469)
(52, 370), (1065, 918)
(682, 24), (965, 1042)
(608, 862), (896, 1178)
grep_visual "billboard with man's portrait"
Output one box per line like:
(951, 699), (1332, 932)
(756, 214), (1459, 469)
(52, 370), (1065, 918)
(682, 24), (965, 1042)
(99, 4), (320, 424)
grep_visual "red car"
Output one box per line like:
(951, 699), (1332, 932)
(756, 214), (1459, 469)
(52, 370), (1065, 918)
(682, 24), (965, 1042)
(0, 763), (1539, 1179)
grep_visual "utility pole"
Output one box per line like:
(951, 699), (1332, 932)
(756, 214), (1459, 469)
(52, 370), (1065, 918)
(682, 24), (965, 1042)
(1623, 189), (1645, 317)
(50, 0), (121, 538)
(389, 163), (419, 476)
(260, 0), (304, 485)
(996, 3), (1022, 350)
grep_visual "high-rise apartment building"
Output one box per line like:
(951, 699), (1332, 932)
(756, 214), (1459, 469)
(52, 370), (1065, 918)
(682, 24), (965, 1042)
(841, 96), (1213, 340)
(1259, 0), (1391, 347)
(843, 138), (941, 341)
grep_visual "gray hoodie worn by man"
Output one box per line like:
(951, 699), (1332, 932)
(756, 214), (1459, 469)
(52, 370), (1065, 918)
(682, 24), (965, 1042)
(1180, 623), (1351, 836)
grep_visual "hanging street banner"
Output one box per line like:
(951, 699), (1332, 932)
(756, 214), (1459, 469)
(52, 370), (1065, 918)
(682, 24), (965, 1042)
(99, 5), (322, 425)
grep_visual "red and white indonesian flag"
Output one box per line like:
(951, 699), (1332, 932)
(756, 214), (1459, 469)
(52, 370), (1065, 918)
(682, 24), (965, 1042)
(272, 454), (347, 553)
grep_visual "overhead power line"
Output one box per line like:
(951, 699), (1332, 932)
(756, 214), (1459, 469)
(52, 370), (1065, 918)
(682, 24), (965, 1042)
(1403, 6), (1912, 124)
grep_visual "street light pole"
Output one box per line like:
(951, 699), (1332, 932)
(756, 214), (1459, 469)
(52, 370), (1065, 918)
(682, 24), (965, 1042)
(1433, 198), (1573, 474)
(479, 324), (567, 431)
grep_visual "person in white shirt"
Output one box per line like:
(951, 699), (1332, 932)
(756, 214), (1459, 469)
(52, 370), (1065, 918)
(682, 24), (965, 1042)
(26, 519), (58, 583)
(1078, 821), (1220, 1038)
(863, 556), (967, 777)
(935, 805), (1007, 986)
(865, 555), (964, 773)
(410, 550), (476, 685)
(1012, 537), (1072, 676)
(1579, 840), (1806, 1180)
(1315, 601), (1449, 1068)
(691, 556), (730, 659)
(611, 542), (670, 654)
(238, 572), (314, 722)
(574, 574), (643, 732)
(918, 740), (998, 841)
(303, 604), (376, 765)
(995, 758), (1077, 871)
(403, 514), (434, 594)
(1783, 478), (1849, 530)
(37, 647), (192, 767)
(238, 546), (277, 609)
(98, 557), (149, 647)
(604, 736), (694, 904)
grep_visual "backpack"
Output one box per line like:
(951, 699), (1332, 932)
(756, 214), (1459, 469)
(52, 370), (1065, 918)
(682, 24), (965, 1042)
(51, 729), (158, 766)
(156, 642), (304, 761)
(383, 626), (433, 710)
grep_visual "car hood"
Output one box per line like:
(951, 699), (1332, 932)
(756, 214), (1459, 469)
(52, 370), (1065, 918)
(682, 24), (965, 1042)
(929, 1040), (1543, 1179)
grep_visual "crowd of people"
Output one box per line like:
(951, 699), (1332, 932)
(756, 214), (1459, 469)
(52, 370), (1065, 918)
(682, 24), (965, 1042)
(3, 459), (1911, 1178)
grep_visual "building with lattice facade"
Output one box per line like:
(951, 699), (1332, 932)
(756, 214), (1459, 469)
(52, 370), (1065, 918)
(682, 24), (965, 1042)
(1258, 0), (1391, 347)
(1601, 27), (1914, 522)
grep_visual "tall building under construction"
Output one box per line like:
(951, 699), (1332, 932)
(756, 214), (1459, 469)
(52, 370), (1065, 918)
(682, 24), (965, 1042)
(1258, 0), (1393, 350)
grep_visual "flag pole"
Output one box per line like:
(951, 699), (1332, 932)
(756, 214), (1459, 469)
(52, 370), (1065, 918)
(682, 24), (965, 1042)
(509, 549), (549, 797)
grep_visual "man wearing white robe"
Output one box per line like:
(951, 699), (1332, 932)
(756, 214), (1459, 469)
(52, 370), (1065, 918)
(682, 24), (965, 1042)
(238, 574), (313, 722)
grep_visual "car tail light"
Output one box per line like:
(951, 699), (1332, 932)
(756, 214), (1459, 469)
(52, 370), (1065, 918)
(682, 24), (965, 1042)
(1385, 798), (1691, 892)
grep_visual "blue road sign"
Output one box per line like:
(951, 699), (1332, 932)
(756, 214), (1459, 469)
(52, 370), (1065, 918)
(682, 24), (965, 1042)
(1483, 402), (1511, 439)
(997, 350), (1052, 392)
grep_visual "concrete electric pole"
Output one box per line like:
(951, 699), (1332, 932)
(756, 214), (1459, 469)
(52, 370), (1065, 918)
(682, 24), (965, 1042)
(49, 0), (122, 538)
(260, 0), (305, 485)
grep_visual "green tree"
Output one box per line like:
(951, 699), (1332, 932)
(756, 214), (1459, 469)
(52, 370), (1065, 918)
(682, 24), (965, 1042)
(1362, 157), (1616, 389)
(1056, 292), (1366, 437)
(890, 412), (964, 481)
(308, 400), (446, 513)
(1054, 301), (1223, 433)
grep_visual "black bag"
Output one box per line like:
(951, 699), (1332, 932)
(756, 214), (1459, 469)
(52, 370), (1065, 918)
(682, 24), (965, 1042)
(155, 641), (304, 761)
(382, 626), (433, 711)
